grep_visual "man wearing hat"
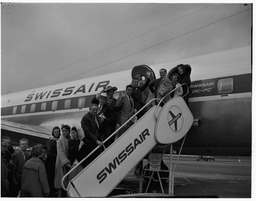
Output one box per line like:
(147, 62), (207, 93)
(104, 86), (118, 107)
(103, 86), (119, 134)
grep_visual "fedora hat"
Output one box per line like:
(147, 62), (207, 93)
(104, 86), (117, 92)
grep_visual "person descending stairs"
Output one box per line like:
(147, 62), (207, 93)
(62, 93), (193, 197)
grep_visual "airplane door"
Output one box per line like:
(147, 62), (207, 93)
(131, 64), (156, 82)
(131, 65), (156, 102)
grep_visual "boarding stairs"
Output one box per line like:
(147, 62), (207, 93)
(61, 84), (193, 197)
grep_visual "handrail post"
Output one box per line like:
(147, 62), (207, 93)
(168, 144), (173, 196)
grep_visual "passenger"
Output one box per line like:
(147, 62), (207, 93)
(131, 72), (151, 119)
(41, 146), (48, 162)
(68, 127), (83, 182)
(103, 86), (119, 133)
(97, 92), (115, 148)
(115, 85), (135, 137)
(177, 64), (191, 104)
(54, 125), (71, 197)
(171, 73), (183, 98)
(20, 144), (49, 197)
(132, 72), (151, 119)
(1, 136), (14, 197)
(1, 148), (10, 197)
(104, 86), (118, 108)
(68, 127), (81, 166)
(157, 76), (173, 105)
(149, 68), (167, 98)
(1, 136), (12, 150)
(45, 126), (61, 197)
(11, 138), (30, 197)
(134, 72), (151, 106)
(78, 103), (104, 168)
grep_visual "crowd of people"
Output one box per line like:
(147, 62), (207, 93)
(1, 64), (191, 197)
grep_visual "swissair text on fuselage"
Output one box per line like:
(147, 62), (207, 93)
(24, 80), (110, 102)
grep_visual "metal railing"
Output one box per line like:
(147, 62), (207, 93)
(61, 83), (189, 191)
(61, 97), (160, 191)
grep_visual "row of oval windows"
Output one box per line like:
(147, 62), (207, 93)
(11, 78), (233, 115)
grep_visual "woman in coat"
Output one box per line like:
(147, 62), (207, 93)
(68, 127), (83, 182)
(54, 125), (71, 197)
(45, 126), (60, 197)
(177, 64), (191, 105)
(157, 76), (173, 105)
(20, 144), (49, 197)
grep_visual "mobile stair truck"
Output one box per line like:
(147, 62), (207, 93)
(61, 82), (193, 197)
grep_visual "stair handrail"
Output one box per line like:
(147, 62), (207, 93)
(154, 83), (189, 120)
(61, 97), (160, 191)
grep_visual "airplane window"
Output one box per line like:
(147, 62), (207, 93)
(217, 78), (233, 94)
(12, 106), (17, 114)
(41, 102), (47, 111)
(52, 101), (58, 111)
(64, 99), (71, 109)
(78, 97), (86, 109)
(30, 104), (36, 112)
(21, 105), (26, 113)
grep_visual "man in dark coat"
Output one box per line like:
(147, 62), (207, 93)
(97, 92), (115, 148)
(1, 136), (14, 197)
(11, 138), (30, 197)
(104, 86), (118, 133)
(78, 103), (104, 168)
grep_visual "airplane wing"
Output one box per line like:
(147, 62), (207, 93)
(1, 120), (51, 145)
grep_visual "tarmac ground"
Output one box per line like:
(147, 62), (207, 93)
(112, 155), (251, 198)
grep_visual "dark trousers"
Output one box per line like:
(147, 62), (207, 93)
(77, 141), (103, 168)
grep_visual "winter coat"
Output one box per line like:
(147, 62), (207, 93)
(1, 154), (9, 197)
(157, 77), (173, 103)
(20, 157), (49, 197)
(45, 137), (58, 196)
(54, 135), (70, 189)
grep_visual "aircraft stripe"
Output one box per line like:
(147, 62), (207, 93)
(189, 92), (251, 102)
(189, 73), (251, 98)
(1, 73), (251, 116)
(1, 92), (251, 119)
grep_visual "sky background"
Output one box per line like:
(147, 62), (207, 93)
(1, 2), (252, 95)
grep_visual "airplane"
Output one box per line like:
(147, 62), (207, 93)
(1, 45), (251, 156)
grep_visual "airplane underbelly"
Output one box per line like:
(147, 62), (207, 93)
(180, 96), (251, 155)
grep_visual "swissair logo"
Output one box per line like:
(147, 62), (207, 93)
(168, 106), (183, 132)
